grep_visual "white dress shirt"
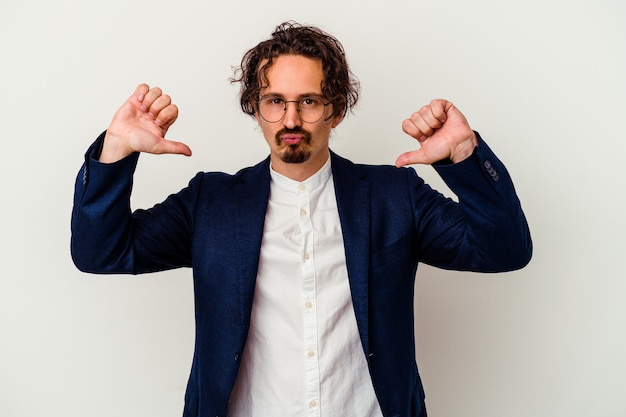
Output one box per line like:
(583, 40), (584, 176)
(227, 156), (383, 417)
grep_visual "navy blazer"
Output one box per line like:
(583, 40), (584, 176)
(71, 132), (531, 417)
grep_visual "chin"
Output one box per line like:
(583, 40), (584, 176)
(280, 146), (311, 164)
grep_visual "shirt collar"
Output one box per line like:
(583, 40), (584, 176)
(269, 156), (332, 193)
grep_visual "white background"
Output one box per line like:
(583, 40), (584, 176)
(1, 1), (624, 416)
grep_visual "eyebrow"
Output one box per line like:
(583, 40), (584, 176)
(259, 93), (326, 100)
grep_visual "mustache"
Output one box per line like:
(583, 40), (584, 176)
(275, 127), (311, 144)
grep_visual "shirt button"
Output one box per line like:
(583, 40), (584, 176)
(299, 184), (306, 191)
(300, 208), (307, 216)
(309, 400), (317, 407)
(305, 301), (313, 309)
(303, 253), (310, 260)
(307, 351), (315, 358)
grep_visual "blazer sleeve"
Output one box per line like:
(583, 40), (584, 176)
(411, 132), (532, 272)
(70, 132), (199, 274)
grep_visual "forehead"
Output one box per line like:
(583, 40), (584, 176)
(261, 54), (324, 95)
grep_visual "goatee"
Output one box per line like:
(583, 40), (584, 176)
(275, 128), (312, 164)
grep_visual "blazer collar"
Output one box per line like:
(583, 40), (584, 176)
(330, 151), (371, 354)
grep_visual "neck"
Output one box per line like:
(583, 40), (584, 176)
(270, 150), (330, 182)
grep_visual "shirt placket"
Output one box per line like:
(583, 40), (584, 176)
(297, 183), (321, 417)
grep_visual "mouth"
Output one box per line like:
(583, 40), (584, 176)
(280, 134), (304, 146)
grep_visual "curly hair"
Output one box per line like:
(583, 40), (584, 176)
(231, 21), (360, 120)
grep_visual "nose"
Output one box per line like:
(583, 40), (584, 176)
(282, 101), (302, 129)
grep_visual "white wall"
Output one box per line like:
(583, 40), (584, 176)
(1, 0), (624, 416)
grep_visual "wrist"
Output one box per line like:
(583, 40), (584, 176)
(450, 131), (478, 163)
(99, 131), (134, 163)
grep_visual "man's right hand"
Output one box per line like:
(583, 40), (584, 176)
(99, 84), (192, 163)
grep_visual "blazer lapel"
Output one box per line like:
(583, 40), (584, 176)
(233, 157), (271, 327)
(330, 151), (371, 355)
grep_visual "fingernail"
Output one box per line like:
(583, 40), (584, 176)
(137, 93), (145, 102)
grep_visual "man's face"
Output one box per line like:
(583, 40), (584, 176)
(254, 54), (342, 180)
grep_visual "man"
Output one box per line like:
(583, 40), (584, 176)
(71, 21), (532, 417)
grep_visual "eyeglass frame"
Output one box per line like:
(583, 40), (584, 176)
(256, 95), (333, 124)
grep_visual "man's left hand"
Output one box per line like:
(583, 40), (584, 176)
(395, 99), (478, 167)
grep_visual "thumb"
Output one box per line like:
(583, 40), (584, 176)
(395, 149), (427, 167)
(151, 138), (193, 156)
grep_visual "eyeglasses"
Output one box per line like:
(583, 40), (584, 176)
(257, 96), (332, 123)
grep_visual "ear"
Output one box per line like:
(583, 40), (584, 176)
(328, 101), (346, 128)
(331, 111), (345, 128)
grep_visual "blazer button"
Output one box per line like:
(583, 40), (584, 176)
(483, 160), (500, 181)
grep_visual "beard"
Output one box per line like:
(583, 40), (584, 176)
(275, 128), (312, 164)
